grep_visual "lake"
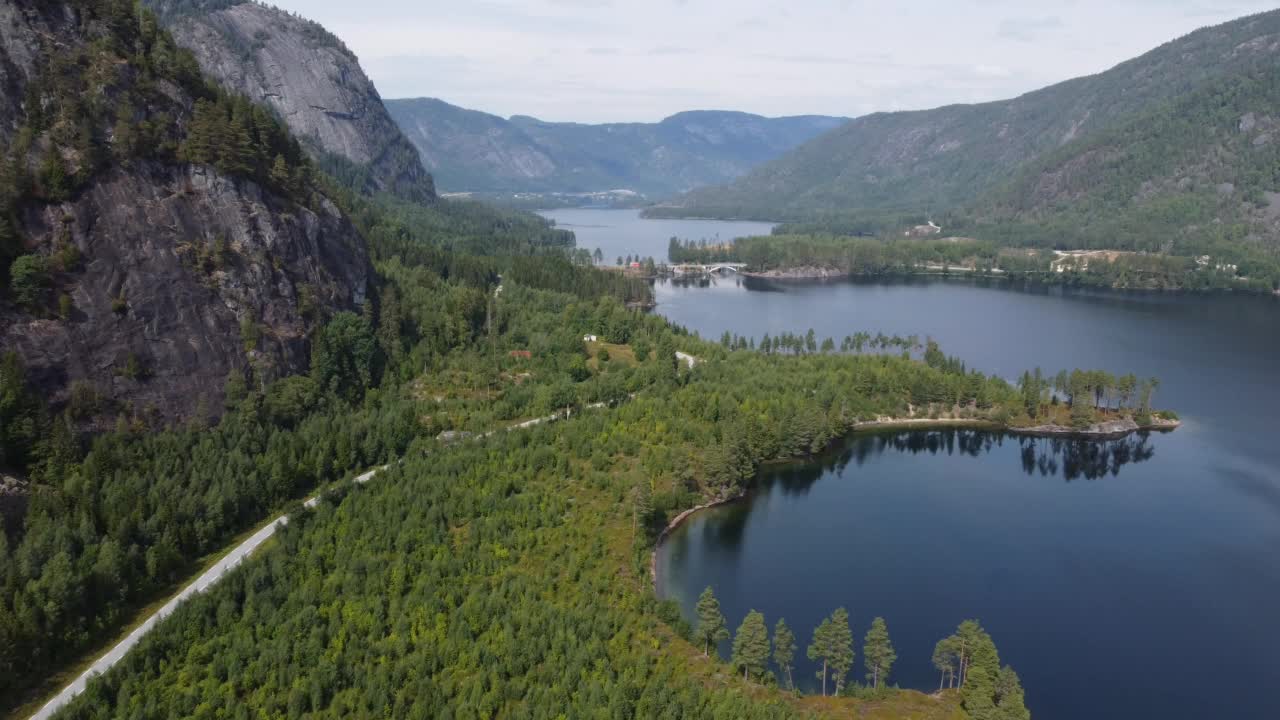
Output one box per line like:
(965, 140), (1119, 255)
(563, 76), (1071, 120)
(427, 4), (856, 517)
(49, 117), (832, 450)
(657, 276), (1280, 720)
(538, 208), (774, 263)
(558, 209), (1280, 720)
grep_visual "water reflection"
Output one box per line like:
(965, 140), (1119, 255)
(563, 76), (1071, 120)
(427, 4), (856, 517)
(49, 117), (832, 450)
(760, 429), (1156, 494)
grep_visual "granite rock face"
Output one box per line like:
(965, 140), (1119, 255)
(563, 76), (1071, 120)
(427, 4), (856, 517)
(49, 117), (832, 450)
(153, 1), (435, 202)
(0, 1), (71, 141)
(1, 162), (371, 427)
(0, 0), (372, 427)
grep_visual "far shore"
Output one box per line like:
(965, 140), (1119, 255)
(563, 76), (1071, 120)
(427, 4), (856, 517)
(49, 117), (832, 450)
(734, 266), (1276, 294)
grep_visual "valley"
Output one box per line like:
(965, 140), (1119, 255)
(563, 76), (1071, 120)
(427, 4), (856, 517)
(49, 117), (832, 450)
(2, 2), (1279, 720)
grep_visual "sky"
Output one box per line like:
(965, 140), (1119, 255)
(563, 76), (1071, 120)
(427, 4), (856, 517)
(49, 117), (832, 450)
(267, 0), (1278, 123)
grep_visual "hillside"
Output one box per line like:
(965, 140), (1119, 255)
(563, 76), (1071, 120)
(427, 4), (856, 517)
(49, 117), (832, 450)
(0, 0), (371, 433)
(385, 97), (846, 196)
(146, 0), (436, 202)
(657, 9), (1280, 252)
(960, 60), (1280, 267)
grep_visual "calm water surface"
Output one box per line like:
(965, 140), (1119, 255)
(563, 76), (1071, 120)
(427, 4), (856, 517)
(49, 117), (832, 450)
(558, 210), (1280, 720)
(656, 276), (1280, 720)
(538, 208), (774, 263)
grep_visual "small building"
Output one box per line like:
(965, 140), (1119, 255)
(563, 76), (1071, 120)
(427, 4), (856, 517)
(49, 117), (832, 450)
(630, 261), (642, 269)
(583, 334), (599, 342)
(509, 350), (531, 359)
(905, 221), (942, 237)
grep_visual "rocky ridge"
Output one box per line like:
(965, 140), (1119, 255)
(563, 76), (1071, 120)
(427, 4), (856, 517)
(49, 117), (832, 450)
(386, 98), (847, 195)
(149, 0), (435, 202)
(0, 0), (372, 427)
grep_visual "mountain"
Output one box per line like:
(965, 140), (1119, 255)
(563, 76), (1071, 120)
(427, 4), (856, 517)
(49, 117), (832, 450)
(0, 0), (371, 430)
(658, 9), (1280, 252)
(146, 0), (435, 202)
(969, 56), (1280, 261)
(385, 97), (846, 196)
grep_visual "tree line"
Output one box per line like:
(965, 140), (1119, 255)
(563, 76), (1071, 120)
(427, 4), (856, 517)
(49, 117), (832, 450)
(1017, 368), (1165, 428)
(689, 586), (1027, 718)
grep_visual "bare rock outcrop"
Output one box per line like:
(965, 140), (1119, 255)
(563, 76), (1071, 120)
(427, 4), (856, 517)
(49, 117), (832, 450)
(150, 0), (435, 202)
(1, 162), (371, 427)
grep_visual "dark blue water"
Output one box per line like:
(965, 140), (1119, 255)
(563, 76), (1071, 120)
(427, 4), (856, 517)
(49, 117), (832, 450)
(651, 275), (1280, 720)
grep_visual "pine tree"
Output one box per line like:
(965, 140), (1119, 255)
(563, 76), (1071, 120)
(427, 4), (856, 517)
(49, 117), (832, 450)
(694, 586), (728, 658)
(827, 607), (854, 695)
(39, 146), (69, 202)
(730, 610), (770, 683)
(773, 618), (796, 691)
(807, 617), (833, 696)
(269, 154), (292, 194)
(630, 481), (652, 539)
(994, 666), (1031, 720)
(863, 616), (896, 689)
(183, 99), (216, 165)
(932, 635), (961, 689)
(962, 665), (998, 720)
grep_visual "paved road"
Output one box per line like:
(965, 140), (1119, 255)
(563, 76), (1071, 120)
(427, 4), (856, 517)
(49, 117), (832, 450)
(29, 402), (590, 718)
(29, 467), (381, 720)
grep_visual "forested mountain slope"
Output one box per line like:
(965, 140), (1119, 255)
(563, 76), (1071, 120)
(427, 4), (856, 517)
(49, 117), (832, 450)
(958, 58), (1280, 262)
(659, 10), (1280, 229)
(386, 97), (846, 195)
(145, 0), (436, 202)
(0, 0), (371, 432)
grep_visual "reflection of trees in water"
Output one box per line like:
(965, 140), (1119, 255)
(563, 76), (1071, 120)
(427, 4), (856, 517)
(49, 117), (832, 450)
(761, 462), (826, 497)
(758, 429), (1156, 491)
(1015, 434), (1155, 481)
(702, 499), (753, 547)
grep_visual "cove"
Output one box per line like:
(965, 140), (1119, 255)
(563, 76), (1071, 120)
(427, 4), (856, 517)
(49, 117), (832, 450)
(545, 208), (1280, 719)
(651, 277), (1280, 720)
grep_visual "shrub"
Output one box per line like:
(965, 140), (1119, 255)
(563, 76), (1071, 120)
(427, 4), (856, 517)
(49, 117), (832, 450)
(9, 254), (48, 308)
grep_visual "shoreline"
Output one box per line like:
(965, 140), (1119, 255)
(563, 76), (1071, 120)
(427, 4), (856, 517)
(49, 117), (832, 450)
(650, 414), (1180, 591)
(734, 267), (1276, 294)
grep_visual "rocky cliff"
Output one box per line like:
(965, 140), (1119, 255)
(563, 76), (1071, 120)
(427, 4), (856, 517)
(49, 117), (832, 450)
(148, 0), (436, 202)
(0, 0), (372, 428)
(1, 163), (369, 427)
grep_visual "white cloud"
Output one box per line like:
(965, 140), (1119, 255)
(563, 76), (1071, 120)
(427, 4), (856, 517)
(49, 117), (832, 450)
(265, 0), (1279, 123)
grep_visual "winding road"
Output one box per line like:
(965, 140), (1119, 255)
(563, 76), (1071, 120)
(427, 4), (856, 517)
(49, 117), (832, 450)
(29, 402), (599, 719)
(28, 465), (381, 720)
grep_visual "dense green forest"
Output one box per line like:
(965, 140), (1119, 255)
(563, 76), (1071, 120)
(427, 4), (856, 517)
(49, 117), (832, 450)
(25, 276), (1066, 719)
(680, 233), (1277, 291)
(0, 3), (1168, 719)
(6, 254), (1159, 715)
(0, 0), (625, 708)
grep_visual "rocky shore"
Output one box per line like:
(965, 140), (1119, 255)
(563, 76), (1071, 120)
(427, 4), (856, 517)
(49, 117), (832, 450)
(740, 266), (846, 280)
(1007, 416), (1181, 439)
(650, 492), (745, 586)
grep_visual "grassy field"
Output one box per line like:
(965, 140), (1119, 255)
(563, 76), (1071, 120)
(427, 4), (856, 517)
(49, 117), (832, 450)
(587, 340), (642, 370)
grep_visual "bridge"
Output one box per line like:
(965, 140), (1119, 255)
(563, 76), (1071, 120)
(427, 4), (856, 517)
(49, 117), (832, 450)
(669, 262), (748, 276)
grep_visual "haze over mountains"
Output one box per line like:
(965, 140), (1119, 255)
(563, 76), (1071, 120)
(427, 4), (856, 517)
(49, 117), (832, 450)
(656, 10), (1280, 258)
(385, 98), (846, 197)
